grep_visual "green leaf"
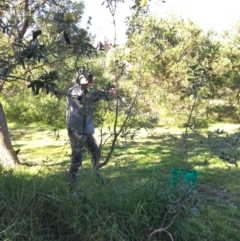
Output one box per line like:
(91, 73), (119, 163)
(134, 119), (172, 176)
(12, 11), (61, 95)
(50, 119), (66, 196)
(189, 64), (199, 71)
(71, 23), (79, 32)
(35, 86), (39, 95)
(43, 54), (49, 63)
(19, 59), (25, 69)
(31, 85), (35, 94)
(46, 84), (50, 94)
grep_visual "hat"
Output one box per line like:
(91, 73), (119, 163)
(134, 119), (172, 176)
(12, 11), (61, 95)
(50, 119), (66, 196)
(79, 75), (88, 84)
(75, 72), (89, 85)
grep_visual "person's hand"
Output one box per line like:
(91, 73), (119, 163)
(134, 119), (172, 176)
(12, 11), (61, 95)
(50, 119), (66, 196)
(107, 88), (119, 97)
(87, 73), (94, 84)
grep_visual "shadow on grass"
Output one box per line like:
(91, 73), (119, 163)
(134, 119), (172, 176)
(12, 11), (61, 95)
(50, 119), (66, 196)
(2, 123), (240, 240)
(1, 159), (240, 241)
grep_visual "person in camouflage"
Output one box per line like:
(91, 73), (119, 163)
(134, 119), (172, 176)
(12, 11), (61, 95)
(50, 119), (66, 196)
(66, 71), (117, 185)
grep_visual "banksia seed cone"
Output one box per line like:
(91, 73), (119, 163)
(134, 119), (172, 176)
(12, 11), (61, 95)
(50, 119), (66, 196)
(140, 0), (147, 7)
(64, 13), (74, 22)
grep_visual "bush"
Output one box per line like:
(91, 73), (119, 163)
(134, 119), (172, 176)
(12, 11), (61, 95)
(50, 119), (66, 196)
(2, 93), (66, 128)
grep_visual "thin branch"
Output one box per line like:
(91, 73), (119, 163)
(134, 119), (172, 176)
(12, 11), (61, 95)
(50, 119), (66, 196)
(149, 208), (183, 240)
(18, 0), (29, 40)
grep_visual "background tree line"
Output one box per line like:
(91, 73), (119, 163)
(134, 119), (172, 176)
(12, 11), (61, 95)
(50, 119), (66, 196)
(2, 14), (240, 127)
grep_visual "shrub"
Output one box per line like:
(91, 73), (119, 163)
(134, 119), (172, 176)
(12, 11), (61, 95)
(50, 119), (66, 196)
(2, 93), (66, 128)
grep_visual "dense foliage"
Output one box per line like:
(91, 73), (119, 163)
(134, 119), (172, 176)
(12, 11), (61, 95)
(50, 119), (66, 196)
(2, 14), (240, 127)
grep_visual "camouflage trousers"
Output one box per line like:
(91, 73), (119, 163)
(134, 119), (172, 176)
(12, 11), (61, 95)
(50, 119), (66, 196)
(67, 129), (101, 183)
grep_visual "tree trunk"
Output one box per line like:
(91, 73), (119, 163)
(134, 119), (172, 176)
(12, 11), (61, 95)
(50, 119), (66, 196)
(0, 1), (30, 168)
(0, 102), (20, 168)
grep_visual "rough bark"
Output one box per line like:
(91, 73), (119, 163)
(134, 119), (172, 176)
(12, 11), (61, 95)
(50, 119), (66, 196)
(0, 102), (20, 168)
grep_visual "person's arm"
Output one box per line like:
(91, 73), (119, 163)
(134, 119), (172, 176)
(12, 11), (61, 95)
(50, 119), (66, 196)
(86, 72), (119, 101)
(88, 90), (108, 102)
(86, 88), (119, 102)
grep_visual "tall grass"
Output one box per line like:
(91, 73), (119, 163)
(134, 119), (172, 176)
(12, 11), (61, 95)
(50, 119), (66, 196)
(0, 165), (197, 241)
(1, 123), (240, 240)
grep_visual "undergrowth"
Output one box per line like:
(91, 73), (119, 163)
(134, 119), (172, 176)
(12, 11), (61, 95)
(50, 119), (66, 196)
(1, 123), (240, 240)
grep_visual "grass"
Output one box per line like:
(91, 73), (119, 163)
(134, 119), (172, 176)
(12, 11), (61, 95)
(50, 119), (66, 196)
(1, 122), (240, 240)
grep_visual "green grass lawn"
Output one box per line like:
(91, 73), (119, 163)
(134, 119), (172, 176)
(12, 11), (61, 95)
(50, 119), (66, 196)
(1, 122), (240, 241)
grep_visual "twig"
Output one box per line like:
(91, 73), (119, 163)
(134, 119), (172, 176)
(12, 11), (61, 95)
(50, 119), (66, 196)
(149, 208), (183, 240)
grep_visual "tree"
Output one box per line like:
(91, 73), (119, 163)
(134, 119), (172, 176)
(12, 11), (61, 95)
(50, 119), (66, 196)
(124, 14), (229, 120)
(0, 0), (95, 168)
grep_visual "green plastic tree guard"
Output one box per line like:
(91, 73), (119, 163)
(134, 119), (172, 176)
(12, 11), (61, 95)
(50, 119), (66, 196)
(170, 168), (199, 189)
